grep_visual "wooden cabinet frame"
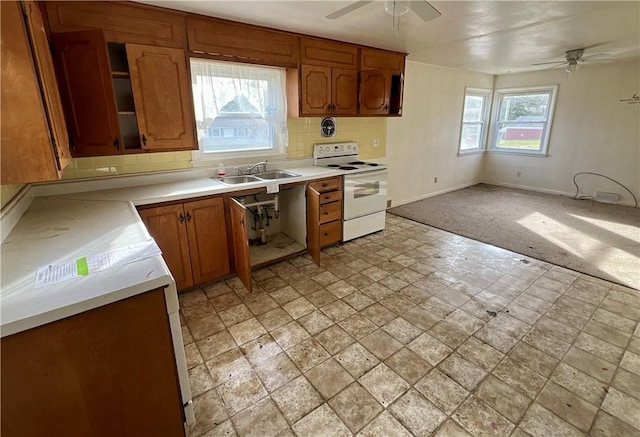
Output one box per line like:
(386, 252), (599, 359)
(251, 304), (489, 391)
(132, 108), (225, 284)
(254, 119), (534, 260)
(52, 30), (196, 155)
(139, 197), (230, 291)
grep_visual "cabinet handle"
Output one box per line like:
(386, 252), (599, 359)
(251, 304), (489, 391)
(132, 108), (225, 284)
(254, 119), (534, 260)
(321, 183), (329, 188)
(179, 213), (185, 223)
(323, 232), (329, 236)
(384, 103), (389, 111)
(323, 211), (329, 215)
(324, 196), (331, 200)
(113, 138), (119, 150)
(186, 212), (192, 222)
(141, 134), (147, 146)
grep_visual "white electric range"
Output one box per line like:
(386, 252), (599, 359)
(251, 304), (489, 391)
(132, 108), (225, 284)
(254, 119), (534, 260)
(313, 142), (388, 241)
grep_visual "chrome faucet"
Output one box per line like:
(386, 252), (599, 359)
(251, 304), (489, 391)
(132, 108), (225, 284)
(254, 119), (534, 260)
(247, 160), (267, 174)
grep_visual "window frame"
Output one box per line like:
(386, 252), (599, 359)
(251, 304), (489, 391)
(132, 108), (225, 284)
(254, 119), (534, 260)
(458, 87), (492, 155)
(189, 57), (288, 165)
(488, 85), (558, 156)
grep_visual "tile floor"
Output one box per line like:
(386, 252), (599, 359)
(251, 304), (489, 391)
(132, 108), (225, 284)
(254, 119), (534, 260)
(179, 214), (640, 437)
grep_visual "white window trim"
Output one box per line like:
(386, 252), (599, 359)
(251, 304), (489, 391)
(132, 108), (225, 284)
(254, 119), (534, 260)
(458, 87), (492, 156)
(487, 84), (558, 156)
(189, 58), (288, 165)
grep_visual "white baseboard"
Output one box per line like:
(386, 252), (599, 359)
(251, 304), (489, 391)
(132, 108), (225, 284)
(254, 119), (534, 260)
(485, 181), (576, 198)
(389, 181), (478, 208)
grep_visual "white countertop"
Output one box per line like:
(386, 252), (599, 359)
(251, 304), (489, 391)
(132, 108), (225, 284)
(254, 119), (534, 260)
(0, 165), (342, 336)
(53, 166), (341, 206)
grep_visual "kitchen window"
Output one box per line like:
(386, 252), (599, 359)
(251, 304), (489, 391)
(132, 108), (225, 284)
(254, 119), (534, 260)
(489, 85), (558, 155)
(190, 58), (288, 161)
(458, 87), (491, 154)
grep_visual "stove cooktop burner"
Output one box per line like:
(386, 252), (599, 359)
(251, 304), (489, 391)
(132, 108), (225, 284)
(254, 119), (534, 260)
(367, 163), (379, 166)
(340, 166), (358, 170)
(327, 164), (341, 168)
(348, 161), (366, 165)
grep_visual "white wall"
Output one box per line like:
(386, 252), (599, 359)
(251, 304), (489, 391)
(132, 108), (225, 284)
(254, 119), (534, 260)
(386, 61), (494, 206)
(483, 60), (640, 206)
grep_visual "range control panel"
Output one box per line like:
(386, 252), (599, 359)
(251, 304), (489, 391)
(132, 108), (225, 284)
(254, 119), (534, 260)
(313, 142), (359, 159)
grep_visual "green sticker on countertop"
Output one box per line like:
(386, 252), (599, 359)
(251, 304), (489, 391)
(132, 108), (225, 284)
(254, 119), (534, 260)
(75, 257), (89, 276)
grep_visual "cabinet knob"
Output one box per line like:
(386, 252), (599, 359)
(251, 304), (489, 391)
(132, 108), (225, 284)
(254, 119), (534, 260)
(179, 213), (185, 223)
(323, 232), (329, 236)
(321, 183), (328, 188)
(323, 212), (329, 215)
(384, 103), (389, 111)
(186, 212), (192, 222)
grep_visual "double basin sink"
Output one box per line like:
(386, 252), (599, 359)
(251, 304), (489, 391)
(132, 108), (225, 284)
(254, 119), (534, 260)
(217, 170), (301, 185)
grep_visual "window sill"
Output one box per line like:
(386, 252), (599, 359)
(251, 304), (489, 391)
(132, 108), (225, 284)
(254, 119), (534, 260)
(457, 149), (485, 157)
(487, 149), (549, 158)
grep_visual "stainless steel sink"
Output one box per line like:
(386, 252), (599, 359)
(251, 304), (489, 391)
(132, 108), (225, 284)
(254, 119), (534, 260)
(217, 175), (261, 185)
(255, 170), (301, 180)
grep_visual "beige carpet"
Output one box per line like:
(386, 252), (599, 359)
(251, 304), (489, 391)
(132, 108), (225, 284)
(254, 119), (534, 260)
(389, 184), (640, 289)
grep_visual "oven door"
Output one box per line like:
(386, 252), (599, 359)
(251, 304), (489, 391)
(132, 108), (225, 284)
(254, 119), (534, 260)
(343, 169), (388, 220)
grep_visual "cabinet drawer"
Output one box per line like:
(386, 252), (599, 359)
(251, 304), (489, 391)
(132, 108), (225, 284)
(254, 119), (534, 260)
(319, 191), (342, 205)
(319, 201), (342, 224)
(319, 220), (341, 246)
(309, 177), (341, 193)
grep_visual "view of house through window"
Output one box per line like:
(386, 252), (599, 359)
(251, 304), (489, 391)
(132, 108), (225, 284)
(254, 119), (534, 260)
(190, 58), (288, 158)
(459, 87), (491, 153)
(490, 85), (558, 154)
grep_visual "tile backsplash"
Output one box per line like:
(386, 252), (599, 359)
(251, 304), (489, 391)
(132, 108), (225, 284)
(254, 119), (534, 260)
(1, 184), (26, 209)
(287, 117), (386, 160)
(56, 117), (386, 180)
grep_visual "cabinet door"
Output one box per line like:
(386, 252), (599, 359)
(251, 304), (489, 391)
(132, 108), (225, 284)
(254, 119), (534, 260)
(306, 185), (321, 265)
(126, 44), (196, 151)
(44, 1), (186, 49)
(300, 38), (358, 69)
(23, 0), (71, 173)
(359, 69), (391, 115)
(300, 64), (331, 115)
(139, 204), (194, 290)
(1, 1), (59, 184)
(228, 198), (252, 293)
(184, 197), (230, 284)
(52, 30), (121, 156)
(331, 68), (358, 115)
(1, 288), (185, 437)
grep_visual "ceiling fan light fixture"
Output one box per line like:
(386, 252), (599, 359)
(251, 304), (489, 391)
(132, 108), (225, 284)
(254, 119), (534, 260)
(384, 0), (411, 17)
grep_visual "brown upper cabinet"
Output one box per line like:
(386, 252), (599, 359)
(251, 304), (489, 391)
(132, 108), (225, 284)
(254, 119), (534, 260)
(300, 65), (358, 116)
(52, 30), (195, 156)
(300, 38), (359, 69)
(187, 17), (298, 68)
(359, 48), (406, 116)
(44, 1), (186, 49)
(298, 38), (359, 116)
(1, 0), (71, 184)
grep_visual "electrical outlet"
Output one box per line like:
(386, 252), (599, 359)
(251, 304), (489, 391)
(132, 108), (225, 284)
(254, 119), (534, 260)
(434, 177), (438, 183)
(373, 138), (380, 147)
(516, 171), (522, 177)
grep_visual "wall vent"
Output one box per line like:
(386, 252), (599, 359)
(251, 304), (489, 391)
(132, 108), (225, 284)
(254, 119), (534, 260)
(594, 191), (620, 204)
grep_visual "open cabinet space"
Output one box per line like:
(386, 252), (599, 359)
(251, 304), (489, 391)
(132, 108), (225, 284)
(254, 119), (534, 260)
(229, 184), (307, 292)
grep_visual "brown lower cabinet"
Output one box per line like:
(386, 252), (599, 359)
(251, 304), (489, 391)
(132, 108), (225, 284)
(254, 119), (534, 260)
(306, 176), (343, 265)
(1, 288), (185, 437)
(138, 197), (230, 290)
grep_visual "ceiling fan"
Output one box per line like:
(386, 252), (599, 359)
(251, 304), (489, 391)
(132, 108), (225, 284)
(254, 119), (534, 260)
(326, 0), (441, 34)
(532, 47), (612, 76)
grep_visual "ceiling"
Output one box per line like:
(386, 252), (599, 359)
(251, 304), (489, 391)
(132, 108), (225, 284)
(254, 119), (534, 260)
(136, 1), (640, 75)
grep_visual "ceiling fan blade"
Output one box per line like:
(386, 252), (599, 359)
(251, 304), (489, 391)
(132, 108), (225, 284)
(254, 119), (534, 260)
(326, 0), (374, 19)
(531, 60), (567, 66)
(410, 0), (441, 22)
